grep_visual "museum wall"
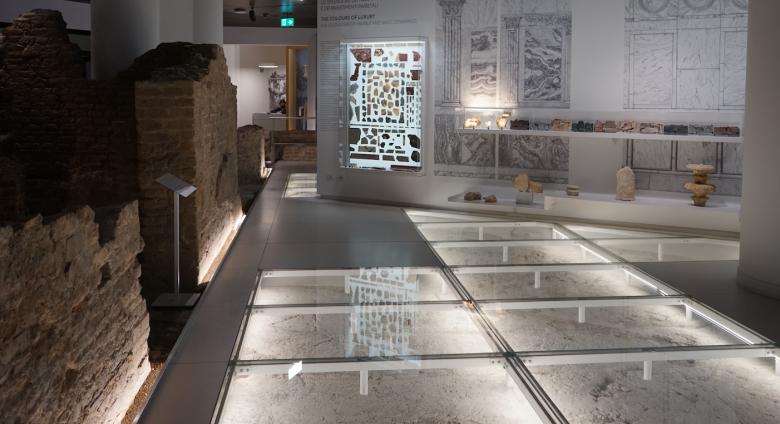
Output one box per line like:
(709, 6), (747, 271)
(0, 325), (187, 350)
(317, 0), (748, 230)
(225, 44), (289, 126)
(0, 203), (150, 424)
(128, 43), (244, 294)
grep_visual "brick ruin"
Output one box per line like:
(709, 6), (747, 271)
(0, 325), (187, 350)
(237, 125), (270, 185)
(0, 10), (246, 423)
(0, 203), (150, 424)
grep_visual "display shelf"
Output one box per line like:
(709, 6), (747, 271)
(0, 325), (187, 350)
(455, 128), (743, 143)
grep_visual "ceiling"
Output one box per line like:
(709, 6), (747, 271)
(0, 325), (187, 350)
(224, 0), (317, 28)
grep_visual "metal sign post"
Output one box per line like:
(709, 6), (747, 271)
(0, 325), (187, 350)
(152, 174), (200, 308)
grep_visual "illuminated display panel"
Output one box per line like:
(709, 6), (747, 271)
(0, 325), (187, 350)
(344, 40), (425, 172)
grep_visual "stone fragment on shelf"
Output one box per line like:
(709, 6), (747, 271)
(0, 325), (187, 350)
(464, 117), (481, 129)
(484, 194), (497, 203)
(640, 122), (664, 134)
(512, 174), (530, 192)
(689, 124), (714, 135)
(685, 183), (716, 207)
(496, 111), (511, 130)
(529, 181), (544, 193)
(616, 167), (636, 201)
(551, 119), (572, 131)
(572, 121), (594, 132)
(595, 120), (619, 133)
(531, 120), (551, 131)
(619, 120), (640, 133)
(664, 124), (689, 136)
(464, 191), (482, 201)
(714, 126), (741, 137)
(566, 185), (580, 196)
(686, 163), (716, 184)
(510, 119), (530, 130)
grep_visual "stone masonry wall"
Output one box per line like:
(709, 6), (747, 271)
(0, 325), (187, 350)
(237, 125), (269, 185)
(0, 10), (138, 219)
(0, 202), (150, 424)
(129, 44), (243, 294)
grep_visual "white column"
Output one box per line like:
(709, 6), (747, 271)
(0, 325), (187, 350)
(159, 0), (194, 43)
(738, 0), (780, 298)
(91, 0), (160, 79)
(193, 0), (223, 44)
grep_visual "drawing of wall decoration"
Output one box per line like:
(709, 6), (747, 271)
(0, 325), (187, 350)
(268, 71), (286, 109)
(345, 41), (425, 172)
(626, 139), (743, 195)
(624, 0), (748, 110)
(434, 0), (572, 180)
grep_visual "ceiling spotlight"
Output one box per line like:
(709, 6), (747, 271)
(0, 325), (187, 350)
(232, 8), (248, 14)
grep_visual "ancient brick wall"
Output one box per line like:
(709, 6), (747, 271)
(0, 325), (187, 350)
(129, 44), (243, 294)
(0, 10), (138, 219)
(237, 125), (269, 185)
(0, 202), (150, 424)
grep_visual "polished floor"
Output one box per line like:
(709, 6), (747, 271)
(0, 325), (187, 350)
(139, 162), (780, 424)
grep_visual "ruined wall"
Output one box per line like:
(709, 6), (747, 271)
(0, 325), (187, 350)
(274, 130), (317, 161)
(0, 202), (150, 424)
(237, 125), (269, 185)
(129, 44), (243, 294)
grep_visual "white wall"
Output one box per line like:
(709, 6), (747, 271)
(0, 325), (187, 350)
(315, 0), (746, 231)
(226, 45), (289, 127)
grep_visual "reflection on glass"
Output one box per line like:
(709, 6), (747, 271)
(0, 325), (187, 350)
(218, 360), (544, 424)
(254, 268), (458, 305)
(594, 238), (739, 262)
(563, 224), (680, 239)
(530, 358), (780, 424)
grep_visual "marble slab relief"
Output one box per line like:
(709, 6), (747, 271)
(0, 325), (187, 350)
(498, 135), (569, 183)
(524, 26), (564, 102)
(434, 113), (495, 178)
(624, 0), (748, 110)
(470, 30), (498, 100)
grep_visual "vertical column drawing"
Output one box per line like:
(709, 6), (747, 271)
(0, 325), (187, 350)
(504, 17), (523, 106)
(438, 0), (467, 106)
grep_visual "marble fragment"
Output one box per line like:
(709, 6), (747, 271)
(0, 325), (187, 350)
(483, 194), (497, 203)
(551, 119), (572, 131)
(640, 122), (664, 134)
(663, 124), (689, 136)
(464, 191), (482, 201)
(688, 124), (714, 135)
(595, 120), (619, 133)
(616, 167), (636, 201)
(572, 121), (594, 132)
(531, 120), (551, 131)
(619, 120), (640, 133)
(510, 119), (530, 130)
(714, 126), (740, 137)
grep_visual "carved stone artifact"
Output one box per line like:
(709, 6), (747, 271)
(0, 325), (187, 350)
(685, 164), (716, 207)
(510, 119), (530, 130)
(664, 124), (688, 136)
(464, 191), (482, 201)
(616, 167), (636, 201)
(484, 194), (497, 203)
(714, 126), (740, 137)
(512, 174), (530, 192)
(551, 119), (572, 131)
(572, 121), (594, 132)
(566, 185), (580, 196)
(640, 122), (663, 134)
(619, 120), (640, 133)
(595, 121), (619, 133)
(464, 117), (481, 129)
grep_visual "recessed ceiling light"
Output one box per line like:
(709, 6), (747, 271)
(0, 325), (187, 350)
(232, 8), (248, 14)
(258, 63), (279, 69)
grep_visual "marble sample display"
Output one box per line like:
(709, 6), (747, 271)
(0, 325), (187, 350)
(639, 122), (663, 134)
(464, 191), (483, 201)
(566, 185), (580, 196)
(619, 120), (640, 133)
(346, 41), (425, 172)
(616, 166), (637, 201)
(551, 119), (572, 131)
(484, 194), (497, 203)
(685, 164), (717, 207)
(572, 121), (594, 132)
(624, 0), (748, 111)
(510, 119), (530, 130)
(595, 120), (619, 133)
(435, 0), (571, 108)
(663, 124), (689, 136)
(531, 120), (551, 131)
(714, 126), (741, 137)
(689, 124), (714, 135)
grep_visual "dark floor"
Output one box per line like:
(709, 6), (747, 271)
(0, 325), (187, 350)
(138, 161), (780, 424)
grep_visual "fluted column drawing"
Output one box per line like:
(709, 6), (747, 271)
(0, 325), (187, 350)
(438, 0), (466, 106)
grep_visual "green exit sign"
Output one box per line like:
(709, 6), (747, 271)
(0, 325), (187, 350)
(281, 17), (295, 27)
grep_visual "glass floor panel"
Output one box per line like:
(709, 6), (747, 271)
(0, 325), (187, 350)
(529, 357), (780, 424)
(217, 359), (544, 424)
(405, 209), (512, 223)
(254, 268), (459, 305)
(483, 303), (744, 352)
(284, 173), (318, 198)
(594, 238), (740, 262)
(238, 304), (494, 361)
(417, 221), (568, 241)
(453, 266), (677, 300)
(432, 241), (615, 266)
(562, 224), (682, 239)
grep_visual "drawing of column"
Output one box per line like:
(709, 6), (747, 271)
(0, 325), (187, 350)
(438, 0), (466, 106)
(504, 17), (523, 106)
